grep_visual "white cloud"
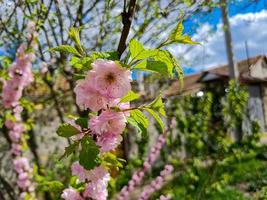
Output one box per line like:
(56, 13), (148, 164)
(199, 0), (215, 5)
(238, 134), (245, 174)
(171, 9), (267, 71)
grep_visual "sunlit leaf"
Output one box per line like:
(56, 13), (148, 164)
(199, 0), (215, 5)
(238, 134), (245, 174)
(120, 91), (141, 103)
(56, 123), (80, 137)
(144, 108), (165, 132)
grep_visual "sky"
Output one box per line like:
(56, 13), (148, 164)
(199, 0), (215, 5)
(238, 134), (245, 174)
(170, 0), (267, 75)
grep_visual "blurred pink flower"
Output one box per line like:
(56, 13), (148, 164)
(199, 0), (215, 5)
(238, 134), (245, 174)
(61, 188), (83, 200)
(13, 157), (30, 174)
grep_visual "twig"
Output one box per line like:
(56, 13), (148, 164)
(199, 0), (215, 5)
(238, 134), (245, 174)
(117, 0), (137, 58)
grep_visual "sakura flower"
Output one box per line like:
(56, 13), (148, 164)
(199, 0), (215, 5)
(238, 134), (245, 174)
(71, 162), (87, 182)
(74, 78), (108, 112)
(61, 188), (83, 200)
(13, 157), (30, 174)
(89, 110), (126, 135)
(11, 143), (22, 156)
(96, 131), (123, 152)
(83, 166), (110, 200)
(89, 60), (131, 98)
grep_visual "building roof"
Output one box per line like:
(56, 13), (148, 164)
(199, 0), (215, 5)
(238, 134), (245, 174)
(165, 55), (267, 97)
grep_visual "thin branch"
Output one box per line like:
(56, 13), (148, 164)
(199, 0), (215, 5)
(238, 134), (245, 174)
(117, 0), (137, 58)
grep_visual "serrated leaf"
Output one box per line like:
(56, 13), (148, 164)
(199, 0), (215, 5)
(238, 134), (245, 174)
(137, 49), (158, 60)
(75, 117), (88, 129)
(172, 35), (199, 45)
(79, 136), (100, 170)
(145, 108), (165, 132)
(127, 117), (148, 139)
(148, 95), (166, 117)
(91, 51), (119, 60)
(169, 19), (184, 40)
(154, 50), (174, 77)
(49, 45), (81, 57)
(130, 109), (149, 128)
(133, 60), (169, 76)
(56, 123), (80, 137)
(120, 91), (141, 103)
(129, 39), (145, 59)
(129, 39), (158, 61)
(60, 141), (80, 160)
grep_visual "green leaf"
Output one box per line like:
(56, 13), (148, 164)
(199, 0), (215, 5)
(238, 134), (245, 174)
(102, 152), (124, 169)
(75, 117), (88, 129)
(91, 51), (119, 60)
(49, 45), (81, 57)
(129, 39), (158, 61)
(136, 49), (158, 60)
(127, 117), (148, 139)
(130, 109), (149, 128)
(145, 108), (165, 132)
(171, 35), (199, 45)
(60, 141), (80, 160)
(68, 26), (86, 56)
(79, 136), (100, 170)
(154, 50), (174, 77)
(120, 91), (141, 103)
(129, 39), (145, 59)
(133, 60), (169, 76)
(36, 181), (64, 192)
(169, 19), (184, 40)
(73, 73), (86, 80)
(69, 56), (92, 70)
(148, 95), (166, 117)
(56, 123), (80, 138)
(165, 17), (199, 46)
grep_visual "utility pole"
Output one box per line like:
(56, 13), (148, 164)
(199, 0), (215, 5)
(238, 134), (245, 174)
(220, 0), (238, 79)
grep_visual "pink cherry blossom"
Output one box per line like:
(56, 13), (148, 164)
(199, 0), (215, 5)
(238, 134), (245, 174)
(89, 110), (126, 135)
(61, 188), (83, 200)
(89, 110), (126, 151)
(83, 166), (110, 200)
(70, 163), (110, 200)
(2, 43), (35, 108)
(11, 143), (22, 156)
(71, 162), (87, 182)
(74, 78), (109, 112)
(17, 172), (31, 190)
(96, 131), (123, 152)
(13, 157), (30, 174)
(88, 60), (131, 98)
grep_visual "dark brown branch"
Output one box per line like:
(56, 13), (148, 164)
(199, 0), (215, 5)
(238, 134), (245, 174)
(117, 0), (137, 58)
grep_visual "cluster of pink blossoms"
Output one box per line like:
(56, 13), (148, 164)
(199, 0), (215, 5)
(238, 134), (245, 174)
(1, 22), (37, 199)
(116, 134), (167, 199)
(74, 59), (131, 152)
(62, 163), (110, 200)
(62, 60), (131, 200)
(138, 165), (173, 200)
(62, 162), (110, 200)
(13, 157), (35, 199)
(2, 44), (35, 108)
